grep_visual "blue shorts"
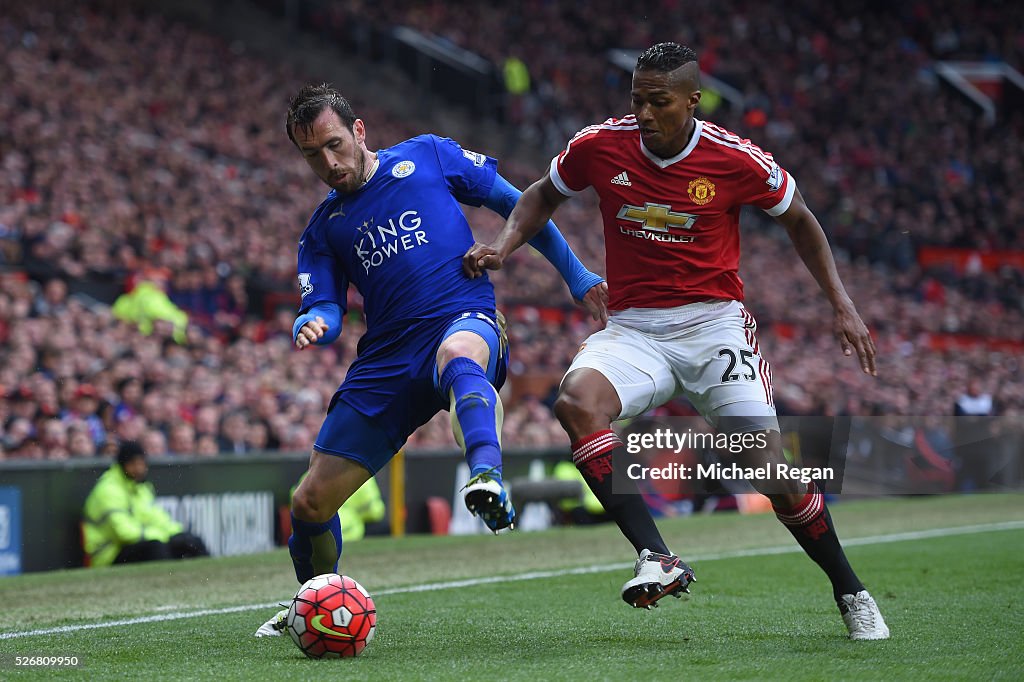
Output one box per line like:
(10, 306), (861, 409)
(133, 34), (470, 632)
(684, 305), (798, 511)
(314, 311), (508, 474)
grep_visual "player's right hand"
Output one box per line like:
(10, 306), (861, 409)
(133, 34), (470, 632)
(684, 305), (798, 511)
(833, 303), (876, 376)
(295, 316), (329, 350)
(578, 281), (609, 325)
(462, 242), (504, 278)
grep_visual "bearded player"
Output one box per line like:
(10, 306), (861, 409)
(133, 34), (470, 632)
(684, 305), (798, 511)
(256, 84), (605, 636)
(464, 43), (888, 640)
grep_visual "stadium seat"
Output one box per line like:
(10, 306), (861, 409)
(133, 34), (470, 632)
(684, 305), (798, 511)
(426, 497), (451, 536)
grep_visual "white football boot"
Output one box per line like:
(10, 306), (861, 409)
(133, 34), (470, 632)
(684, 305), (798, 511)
(254, 607), (288, 638)
(621, 548), (696, 609)
(839, 590), (890, 640)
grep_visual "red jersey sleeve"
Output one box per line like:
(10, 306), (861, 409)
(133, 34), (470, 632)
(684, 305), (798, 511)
(744, 158), (795, 217)
(548, 123), (604, 196)
(704, 123), (796, 216)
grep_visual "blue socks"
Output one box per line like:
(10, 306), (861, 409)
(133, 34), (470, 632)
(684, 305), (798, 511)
(439, 357), (503, 478)
(288, 513), (342, 584)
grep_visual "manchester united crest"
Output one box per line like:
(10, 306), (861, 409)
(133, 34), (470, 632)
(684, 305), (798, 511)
(687, 177), (716, 206)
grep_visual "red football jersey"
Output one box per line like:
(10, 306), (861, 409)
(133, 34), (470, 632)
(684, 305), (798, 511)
(550, 116), (795, 310)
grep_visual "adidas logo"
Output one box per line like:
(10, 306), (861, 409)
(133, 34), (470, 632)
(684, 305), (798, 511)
(611, 171), (632, 186)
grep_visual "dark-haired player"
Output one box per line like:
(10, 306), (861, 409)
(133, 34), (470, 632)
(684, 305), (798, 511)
(256, 84), (605, 636)
(465, 43), (888, 639)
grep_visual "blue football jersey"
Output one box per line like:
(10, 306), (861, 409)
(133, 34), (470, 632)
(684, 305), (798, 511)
(296, 135), (501, 421)
(297, 134), (498, 344)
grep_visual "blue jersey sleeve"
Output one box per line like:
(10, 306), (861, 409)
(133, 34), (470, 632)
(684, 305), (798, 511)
(483, 174), (604, 301)
(292, 302), (342, 345)
(296, 221), (349, 315)
(429, 135), (497, 207)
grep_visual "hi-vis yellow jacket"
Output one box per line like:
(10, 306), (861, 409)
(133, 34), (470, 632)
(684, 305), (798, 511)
(82, 464), (183, 567)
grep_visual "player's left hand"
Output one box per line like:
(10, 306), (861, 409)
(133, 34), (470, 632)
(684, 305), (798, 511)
(577, 281), (609, 325)
(833, 301), (876, 375)
(295, 316), (329, 350)
(462, 242), (503, 278)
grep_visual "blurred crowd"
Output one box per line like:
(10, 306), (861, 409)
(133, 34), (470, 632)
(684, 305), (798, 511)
(1, 0), (1022, 461)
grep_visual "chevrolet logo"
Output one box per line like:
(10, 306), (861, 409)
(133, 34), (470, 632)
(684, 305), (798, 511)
(616, 203), (696, 233)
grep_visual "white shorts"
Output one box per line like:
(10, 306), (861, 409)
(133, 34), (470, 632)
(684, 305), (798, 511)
(564, 300), (777, 429)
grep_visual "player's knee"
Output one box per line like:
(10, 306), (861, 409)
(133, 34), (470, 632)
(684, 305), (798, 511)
(292, 485), (335, 524)
(438, 333), (489, 370)
(553, 390), (601, 433)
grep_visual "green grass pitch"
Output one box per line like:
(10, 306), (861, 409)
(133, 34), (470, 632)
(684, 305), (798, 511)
(2, 494), (1022, 681)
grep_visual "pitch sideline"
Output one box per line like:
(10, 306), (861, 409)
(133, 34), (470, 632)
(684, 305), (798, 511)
(2, 520), (1022, 641)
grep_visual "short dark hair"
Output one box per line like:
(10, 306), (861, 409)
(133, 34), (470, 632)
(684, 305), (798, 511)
(286, 83), (356, 145)
(117, 440), (146, 467)
(636, 42), (698, 72)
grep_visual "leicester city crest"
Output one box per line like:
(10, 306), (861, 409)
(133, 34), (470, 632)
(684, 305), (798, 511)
(392, 160), (416, 178)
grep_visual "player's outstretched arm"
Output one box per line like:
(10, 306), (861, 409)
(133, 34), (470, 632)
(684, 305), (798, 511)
(774, 188), (877, 376)
(292, 302), (342, 350)
(464, 174), (568, 275)
(468, 173), (607, 323)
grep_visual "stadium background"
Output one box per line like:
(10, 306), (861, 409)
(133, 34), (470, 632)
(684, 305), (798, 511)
(1, 0), (1022, 573)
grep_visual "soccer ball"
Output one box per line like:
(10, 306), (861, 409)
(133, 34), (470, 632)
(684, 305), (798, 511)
(286, 573), (377, 659)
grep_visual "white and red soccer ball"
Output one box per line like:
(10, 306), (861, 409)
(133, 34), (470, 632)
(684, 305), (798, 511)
(286, 573), (377, 659)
